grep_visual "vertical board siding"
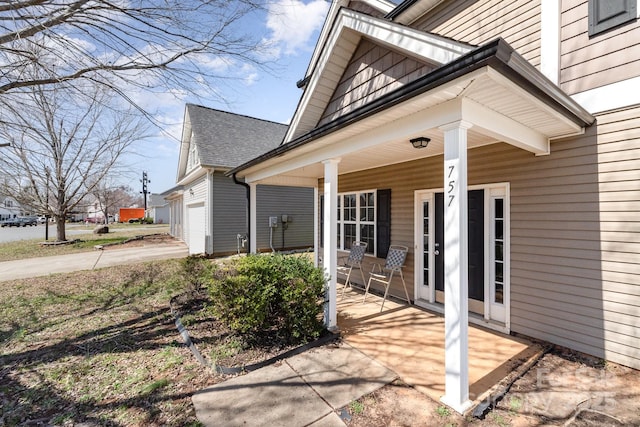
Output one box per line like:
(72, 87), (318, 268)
(211, 173), (247, 255)
(560, 1), (640, 94)
(256, 186), (315, 252)
(332, 105), (640, 369)
(415, 0), (541, 67)
(318, 39), (435, 126)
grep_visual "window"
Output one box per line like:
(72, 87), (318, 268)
(589, 0), (637, 36)
(492, 197), (505, 305)
(320, 188), (391, 258)
(338, 191), (375, 254)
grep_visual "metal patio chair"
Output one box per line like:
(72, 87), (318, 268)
(363, 245), (411, 311)
(337, 241), (368, 298)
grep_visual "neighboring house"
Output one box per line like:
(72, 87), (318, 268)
(165, 104), (314, 256)
(147, 194), (170, 224)
(0, 194), (21, 220)
(229, 0), (640, 412)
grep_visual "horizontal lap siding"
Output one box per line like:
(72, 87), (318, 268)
(415, 0), (541, 67)
(560, 1), (640, 94)
(334, 105), (640, 368)
(335, 155), (443, 300)
(211, 173), (247, 255)
(256, 186), (314, 252)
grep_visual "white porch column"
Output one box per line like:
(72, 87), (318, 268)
(440, 120), (472, 413)
(314, 186), (320, 267)
(249, 182), (257, 254)
(322, 158), (340, 330)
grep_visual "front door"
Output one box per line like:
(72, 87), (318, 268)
(415, 186), (508, 325)
(434, 190), (485, 315)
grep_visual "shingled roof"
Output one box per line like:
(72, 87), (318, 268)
(186, 104), (288, 169)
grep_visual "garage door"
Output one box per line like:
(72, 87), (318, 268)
(187, 203), (206, 255)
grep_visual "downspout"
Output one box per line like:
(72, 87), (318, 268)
(232, 173), (251, 253)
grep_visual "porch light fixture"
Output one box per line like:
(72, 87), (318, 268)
(410, 136), (430, 149)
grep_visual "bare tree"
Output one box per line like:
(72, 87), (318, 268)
(0, 82), (149, 241)
(90, 181), (140, 224)
(0, 1), (270, 109)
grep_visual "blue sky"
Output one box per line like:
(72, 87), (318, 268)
(129, 0), (330, 193)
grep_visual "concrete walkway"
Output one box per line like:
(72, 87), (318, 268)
(0, 241), (189, 281)
(192, 344), (397, 427)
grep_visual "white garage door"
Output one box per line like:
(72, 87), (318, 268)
(187, 203), (206, 255)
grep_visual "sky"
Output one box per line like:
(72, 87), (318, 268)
(129, 0), (331, 194)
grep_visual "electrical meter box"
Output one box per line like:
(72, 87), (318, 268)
(269, 216), (278, 228)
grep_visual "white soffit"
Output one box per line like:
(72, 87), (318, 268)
(284, 8), (473, 143)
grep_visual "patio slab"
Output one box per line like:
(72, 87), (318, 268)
(338, 289), (540, 405)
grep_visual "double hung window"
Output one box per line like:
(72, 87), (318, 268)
(337, 191), (375, 254)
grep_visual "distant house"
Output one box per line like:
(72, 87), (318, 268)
(164, 104), (314, 256)
(228, 0), (640, 412)
(147, 194), (170, 224)
(0, 194), (21, 220)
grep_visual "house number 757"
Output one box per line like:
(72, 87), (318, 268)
(447, 165), (455, 207)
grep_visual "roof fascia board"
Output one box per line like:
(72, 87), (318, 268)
(176, 106), (193, 183)
(176, 166), (212, 186)
(304, 0), (396, 80)
(283, 8), (473, 144)
(386, 0), (445, 23)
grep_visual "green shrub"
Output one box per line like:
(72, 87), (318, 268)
(180, 255), (213, 291)
(208, 254), (326, 343)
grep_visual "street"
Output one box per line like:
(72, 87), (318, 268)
(0, 223), (103, 243)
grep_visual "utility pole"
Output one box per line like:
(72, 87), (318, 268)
(140, 171), (150, 213)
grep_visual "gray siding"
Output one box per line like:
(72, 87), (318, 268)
(332, 105), (640, 369)
(415, 0), (541, 67)
(560, 0), (640, 94)
(256, 186), (314, 252)
(211, 172), (247, 255)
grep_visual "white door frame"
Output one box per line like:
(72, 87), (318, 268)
(413, 182), (510, 332)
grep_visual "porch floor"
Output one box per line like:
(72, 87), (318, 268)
(337, 288), (541, 405)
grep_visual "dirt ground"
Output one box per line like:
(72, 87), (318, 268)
(344, 346), (640, 426)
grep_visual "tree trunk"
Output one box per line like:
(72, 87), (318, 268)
(56, 216), (66, 241)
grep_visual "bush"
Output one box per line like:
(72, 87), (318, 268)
(208, 254), (326, 343)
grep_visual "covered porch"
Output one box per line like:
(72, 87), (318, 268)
(338, 288), (542, 407)
(229, 35), (593, 412)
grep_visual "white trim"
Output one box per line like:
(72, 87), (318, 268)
(249, 183), (257, 253)
(413, 182), (511, 334)
(322, 158), (340, 331)
(314, 186), (319, 266)
(571, 76), (640, 114)
(440, 121), (471, 414)
(540, 0), (561, 85)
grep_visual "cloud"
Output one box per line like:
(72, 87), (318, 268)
(264, 0), (329, 57)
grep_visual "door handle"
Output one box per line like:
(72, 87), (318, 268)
(434, 249), (440, 256)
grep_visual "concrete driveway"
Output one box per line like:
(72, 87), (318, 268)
(0, 240), (188, 281)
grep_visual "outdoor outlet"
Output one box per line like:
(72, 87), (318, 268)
(269, 216), (278, 228)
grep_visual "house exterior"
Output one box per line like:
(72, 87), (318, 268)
(147, 194), (170, 224)
(229, 0), (640, 412)
(165, 104), (314, 256)
(0, 193), (21, 220)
